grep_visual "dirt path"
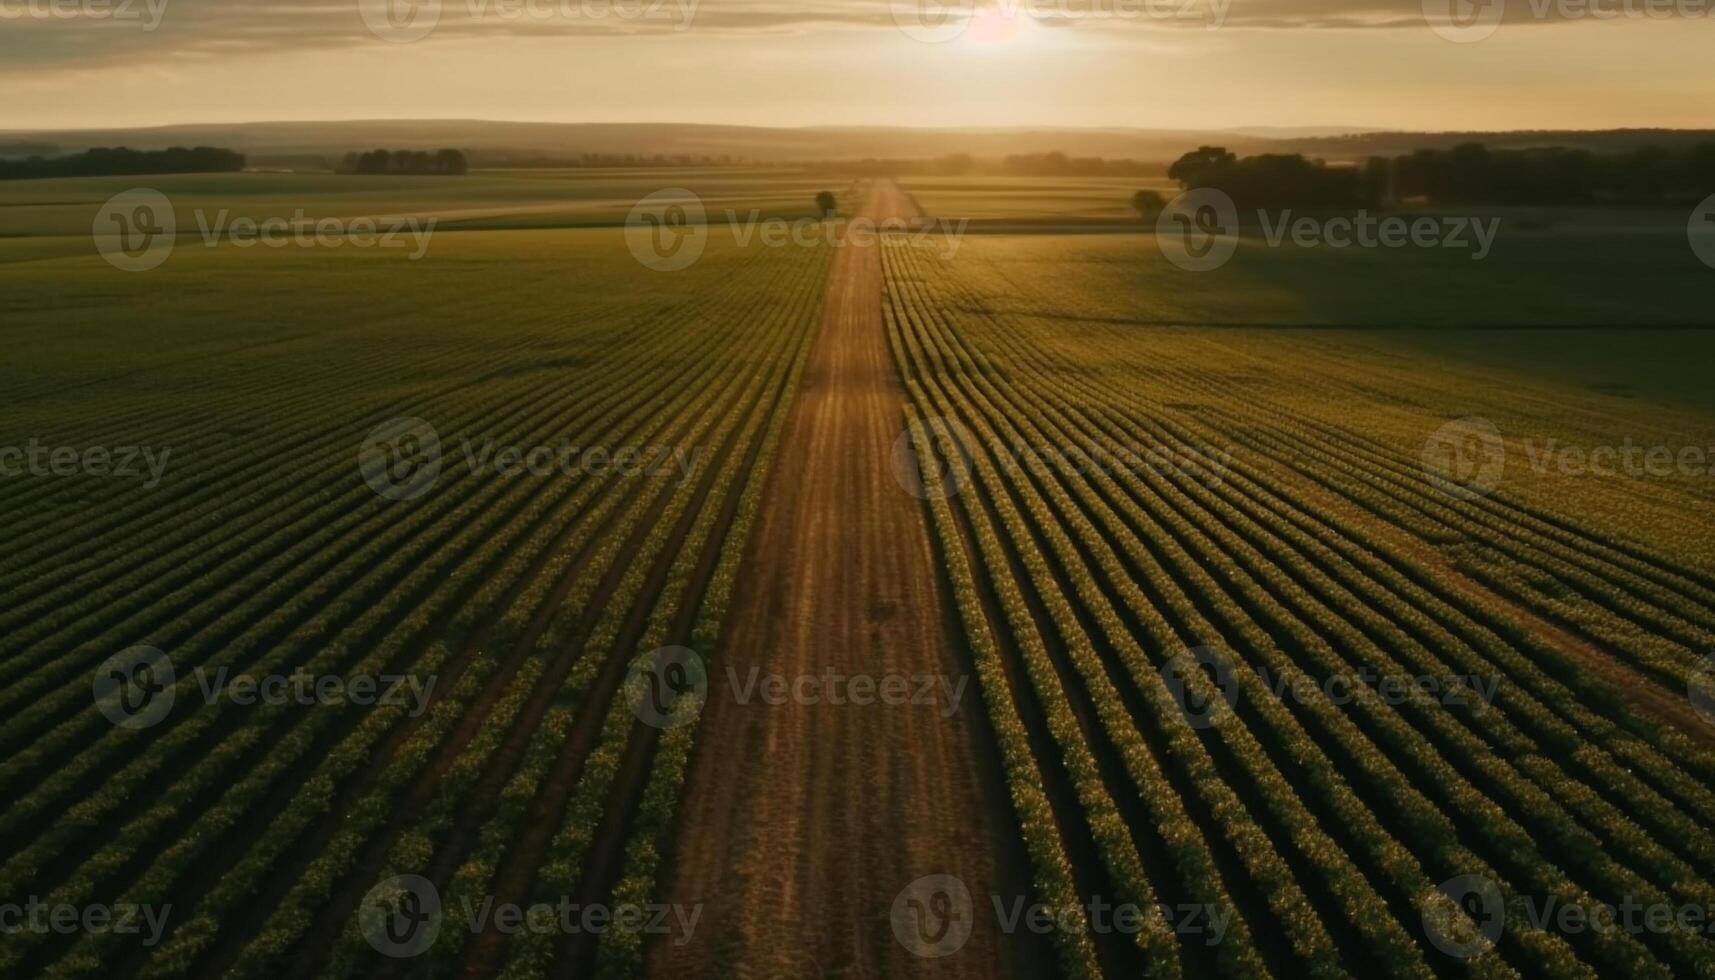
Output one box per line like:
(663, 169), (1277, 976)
(652, 181), (1024, 980)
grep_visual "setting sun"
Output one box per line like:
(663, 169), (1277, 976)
(961, 7), (1034, 47)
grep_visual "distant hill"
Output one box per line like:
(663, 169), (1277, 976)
(1276, 128), (1715, 163)
(0, 140), (59, 158)
(0, 121), (1330, 165)
(1, 121), (1709, 168)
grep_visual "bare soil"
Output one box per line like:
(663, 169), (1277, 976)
(651, 181), (1024, 980)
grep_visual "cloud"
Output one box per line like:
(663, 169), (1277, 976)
(0, 0), (1707, 72)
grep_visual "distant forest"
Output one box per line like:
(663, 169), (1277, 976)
(835, 152), (1165, 177)
(1169, 142), (1715, 208)
(339, 149), (470, 175)
(0, 141), (58, 158)
(471, 151), (742, 169)
(0, 146), (245, 180)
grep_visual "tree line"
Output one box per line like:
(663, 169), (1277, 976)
(1377, 142), (1715, 205)
(0, 146), (245, 181)
(339, 149), (469, 175)
(828, 153), (1163, 177)
(1165, 142), (1715, 208)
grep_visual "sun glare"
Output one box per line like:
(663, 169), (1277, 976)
(960, 8), (1034, 49)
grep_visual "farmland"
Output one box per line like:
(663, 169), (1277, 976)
(884, 212), (1715, 978)
(0, 171), (835, 978)
(2, 168), (1714, 980)
(899, 175), (1180, 221)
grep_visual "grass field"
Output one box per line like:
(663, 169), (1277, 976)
(898, 175), (1179, 220)
(3, 171), (1715, 980)
(0, 169), (846, 267)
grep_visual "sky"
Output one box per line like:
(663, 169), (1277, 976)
(1, 0), (1712, 131)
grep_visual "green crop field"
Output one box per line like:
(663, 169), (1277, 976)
(0, 171), (836, 978)
(885, 229), (1715, 980)
(4, 167), (1715, 980)
(899, 175), (1180, 220)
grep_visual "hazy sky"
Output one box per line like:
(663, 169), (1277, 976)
(2, 0), (1712, 130)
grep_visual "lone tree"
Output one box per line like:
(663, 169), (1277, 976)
(815, 191), (838, 217)
(1131, 190), (1167, 218)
